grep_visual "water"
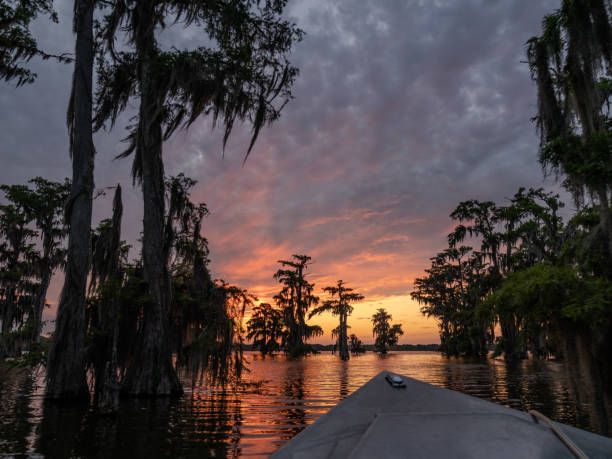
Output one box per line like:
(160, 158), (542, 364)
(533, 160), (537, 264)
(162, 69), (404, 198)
(0, 351), (608, 457)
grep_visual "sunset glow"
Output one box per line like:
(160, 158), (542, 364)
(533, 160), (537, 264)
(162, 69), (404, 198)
(5, 0), (562, 347)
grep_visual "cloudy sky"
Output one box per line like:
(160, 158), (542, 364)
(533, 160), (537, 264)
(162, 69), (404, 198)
(0, 0), (563, 344)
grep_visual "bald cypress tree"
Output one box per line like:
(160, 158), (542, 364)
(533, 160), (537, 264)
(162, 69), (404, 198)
(527, 0), (612, 268)
(309, 280), (364, 361)
(246, 303), (283, 355)
(0, 184), (38, 357)
(94, 1), (302, 395)
(46, 0), (96, 400)
(371, 308), (403, 354)
(274, 255), (322, 357)
(526, 0), (612, 426)
(28, 178), (70, 345)
(87, 185), (123, 414)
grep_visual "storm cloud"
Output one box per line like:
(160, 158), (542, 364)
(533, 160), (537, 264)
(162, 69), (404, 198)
(0, 0), (562, 343)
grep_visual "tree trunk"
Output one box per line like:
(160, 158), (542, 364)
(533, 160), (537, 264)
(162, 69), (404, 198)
(121, 3), (181, 395)
(339, 312), (349, 361)
(45, 0), (93, 400)
(32, 263), (51, 344)
(500, 319), (523, 360)
(0, 287), (16, 356)
(97, 324), (119, 413)
(95, 186), (122, 413)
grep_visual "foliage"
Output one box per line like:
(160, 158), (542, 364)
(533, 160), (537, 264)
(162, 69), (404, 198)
(484, 263), (612, 358)
(485, 264), (612, 332)
(92, 0), (303, 396)
(349, 334), (366, 354)
(527, 0), (612, 262)
(414, 188), (566, 357)
(94, 0), (304, 174)
(164, 175), (250, 386)
(412, 0), (612, 364)
(0, 0), (70, 86)
(246, 303), (283, 355)
(0, 178), (69, 357)
(371, 308), (403, 354)
(309, 280), (363, 360)
(82, 175), (252, 391)
(273, 254), (321, 357)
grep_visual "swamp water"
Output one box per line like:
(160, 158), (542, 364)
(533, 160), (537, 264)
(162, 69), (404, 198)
(0, 351), (609, 457)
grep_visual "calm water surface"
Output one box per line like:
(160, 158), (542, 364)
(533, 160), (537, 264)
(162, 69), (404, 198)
(0, 351), (608, 457)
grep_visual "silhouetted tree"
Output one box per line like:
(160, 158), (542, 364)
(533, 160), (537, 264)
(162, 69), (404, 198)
(273, 255), (322, 357)
(0, 178), (69, 357)
(246, 303), (283, 355)
(349, 334), (365, 354)
(86, 185), (124, 414)
(527, 0), (612, 265)
(94, 0), (302, 395)
(371, 308), (403, 354)
(27, 178), (70, 345)
(83, 176), (251, 392)
(46, 0), (96, 400)
(0, 184), (38, 356)
(524, 0), (612, 410)
(412, 247), (492, 356)
(415, 188), (566, 357)
(309, 280), (363, 360)
(154, 175), (248, 387)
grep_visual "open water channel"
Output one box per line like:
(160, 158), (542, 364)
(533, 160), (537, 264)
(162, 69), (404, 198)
(0, 351), (609, 457)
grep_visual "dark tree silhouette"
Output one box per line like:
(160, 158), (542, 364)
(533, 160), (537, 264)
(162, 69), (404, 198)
(371, 308), (403, 354)
(527, 0), (612, 264)
(309, 280), (363, 361)
(46, 0), (96, 400)
(94, 0), (302, 395)
(412, 247), (492, 357)
(349, 334), (365, 354)
(27, 178), (70, 345)
(102, 174), (251, 389)
(0, 178), (69, 357)
(273, 255), (322, 357)
(247, 303), (283, 355)
(87, 185), (124, 414)
(414, 189), (565, 357)
(0, 184), (39, 356)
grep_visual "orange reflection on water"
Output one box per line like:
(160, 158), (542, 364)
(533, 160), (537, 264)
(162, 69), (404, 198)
(0, 352), (607, 458)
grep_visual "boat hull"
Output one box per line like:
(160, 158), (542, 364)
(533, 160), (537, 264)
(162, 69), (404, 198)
(271, 371), (612, 458)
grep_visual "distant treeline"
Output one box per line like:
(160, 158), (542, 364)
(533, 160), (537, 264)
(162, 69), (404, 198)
(242, 343), (440, 352)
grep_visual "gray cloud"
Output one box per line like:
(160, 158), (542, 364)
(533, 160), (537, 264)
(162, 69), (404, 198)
(0, 0), (563, 341)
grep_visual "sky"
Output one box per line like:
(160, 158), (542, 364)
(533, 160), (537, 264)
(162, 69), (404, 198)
(0, 0), (564, 345)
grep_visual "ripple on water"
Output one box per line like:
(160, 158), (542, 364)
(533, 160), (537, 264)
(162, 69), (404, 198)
(0, 352), (609, 458)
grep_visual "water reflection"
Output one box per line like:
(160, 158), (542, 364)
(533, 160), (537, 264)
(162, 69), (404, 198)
(0, 367), (38, 455)
(278, 359), (306, 441)
(37, 400), (89, 457)
(0, 352), (611, 458)
(339, 360), (349, 398)
(563, 360), (612, 436)
(35, 386), (245, 457)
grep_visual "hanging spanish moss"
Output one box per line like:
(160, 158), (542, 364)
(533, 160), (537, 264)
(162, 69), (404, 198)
(81, 175), (253, 396)
(527, 0), (612, 262)
(86, 185), (124, 413)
